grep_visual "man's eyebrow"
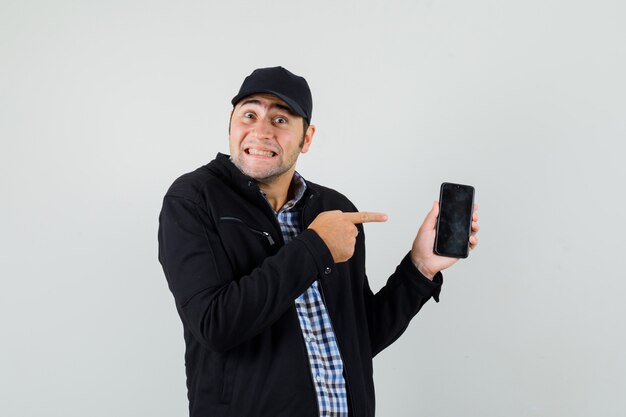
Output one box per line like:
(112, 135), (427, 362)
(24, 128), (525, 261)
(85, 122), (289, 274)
(239, 99), (262, 107)
(238, 99), (295, 115)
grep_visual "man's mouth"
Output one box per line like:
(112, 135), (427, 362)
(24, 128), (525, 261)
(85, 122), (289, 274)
(245, 148), (277, 157)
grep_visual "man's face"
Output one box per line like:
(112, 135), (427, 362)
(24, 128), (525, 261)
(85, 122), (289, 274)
(229, 94), (314, 184)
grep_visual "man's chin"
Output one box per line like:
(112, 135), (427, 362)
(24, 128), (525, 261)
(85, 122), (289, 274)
(231, 155), (295, 184)
(236, 163), (281, 183)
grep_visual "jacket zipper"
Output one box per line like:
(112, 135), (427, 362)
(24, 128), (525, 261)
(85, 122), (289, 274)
(219, 216), (275, 245)
(302, 194), (356, 417)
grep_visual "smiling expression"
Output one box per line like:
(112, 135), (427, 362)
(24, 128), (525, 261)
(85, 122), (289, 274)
(229, 94), (314, 184)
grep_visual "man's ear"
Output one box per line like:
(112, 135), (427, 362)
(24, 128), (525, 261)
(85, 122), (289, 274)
(300, 124), (316, 154)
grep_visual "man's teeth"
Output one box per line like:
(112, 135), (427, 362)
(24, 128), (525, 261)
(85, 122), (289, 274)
(248, 149), (275, 157)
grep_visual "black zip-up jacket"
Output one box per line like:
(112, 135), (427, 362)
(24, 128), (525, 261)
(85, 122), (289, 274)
(158, 153), (443, 417)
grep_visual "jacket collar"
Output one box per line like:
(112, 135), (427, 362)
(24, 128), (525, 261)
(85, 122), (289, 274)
(207, 153), (258, 193)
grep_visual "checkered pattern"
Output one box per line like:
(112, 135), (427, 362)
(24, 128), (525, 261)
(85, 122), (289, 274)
(268, 172), (349, 417)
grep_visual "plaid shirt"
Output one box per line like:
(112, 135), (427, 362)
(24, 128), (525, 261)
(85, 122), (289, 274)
(264, 172), (349, 417)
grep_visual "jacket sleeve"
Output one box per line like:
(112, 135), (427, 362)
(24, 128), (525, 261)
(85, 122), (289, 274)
(363, 251), (443, 357)
(158, 195), (335, 353)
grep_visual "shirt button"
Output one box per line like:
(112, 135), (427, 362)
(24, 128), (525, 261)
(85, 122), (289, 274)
(316, 374), (322, 382)
(324, 267), (332, 275)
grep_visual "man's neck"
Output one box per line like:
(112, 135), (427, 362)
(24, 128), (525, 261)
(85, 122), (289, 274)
(257, 172), (295, 212)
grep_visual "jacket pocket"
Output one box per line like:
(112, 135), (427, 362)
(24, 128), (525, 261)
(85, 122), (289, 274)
(220, 351), (238, 404)
(219, 216), (276, 246)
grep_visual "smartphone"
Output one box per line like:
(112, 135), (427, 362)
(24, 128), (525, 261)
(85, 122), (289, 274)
(434, 182), (475, 258)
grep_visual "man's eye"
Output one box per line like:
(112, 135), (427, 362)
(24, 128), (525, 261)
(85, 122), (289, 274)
(243, 112), (254, 118)
(274, 117), (287, 124)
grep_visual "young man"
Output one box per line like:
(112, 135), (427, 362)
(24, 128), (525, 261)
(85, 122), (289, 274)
(158, 66), (479, 417)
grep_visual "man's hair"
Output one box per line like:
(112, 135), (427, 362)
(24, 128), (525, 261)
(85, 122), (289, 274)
(300, 119), (310, 148)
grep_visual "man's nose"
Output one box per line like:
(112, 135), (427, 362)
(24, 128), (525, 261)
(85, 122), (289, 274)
(251, 118), (274, 140)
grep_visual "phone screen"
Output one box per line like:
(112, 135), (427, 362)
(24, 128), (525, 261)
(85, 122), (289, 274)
(434, 183), (475, 258)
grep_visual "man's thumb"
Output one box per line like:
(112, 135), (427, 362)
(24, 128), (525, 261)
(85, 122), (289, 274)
(423, 200), (439, 228)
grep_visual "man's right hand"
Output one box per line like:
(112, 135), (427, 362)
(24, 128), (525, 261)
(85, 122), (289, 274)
(308, 210), (388, 263)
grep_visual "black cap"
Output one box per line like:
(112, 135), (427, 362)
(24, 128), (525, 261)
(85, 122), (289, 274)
(231, 66), (313, 124)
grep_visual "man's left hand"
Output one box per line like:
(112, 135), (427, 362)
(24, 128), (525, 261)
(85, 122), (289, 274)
(410, 201), (480, 280)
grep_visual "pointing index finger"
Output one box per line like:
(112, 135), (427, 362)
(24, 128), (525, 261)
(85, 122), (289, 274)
(344, 211), (388, 224)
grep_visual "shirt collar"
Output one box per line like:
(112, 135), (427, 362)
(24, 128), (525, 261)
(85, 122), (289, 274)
(259, 171), (307, 213)
(284, 171), (307, 210)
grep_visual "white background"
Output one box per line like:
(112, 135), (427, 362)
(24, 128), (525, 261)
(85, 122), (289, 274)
(1, 0), (625, 416)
